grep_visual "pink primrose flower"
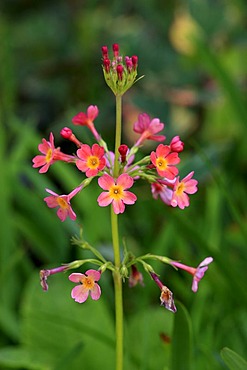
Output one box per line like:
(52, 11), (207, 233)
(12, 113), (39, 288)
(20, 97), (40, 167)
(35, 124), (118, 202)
(76, 144), (106, 177)
(44, 185), (82, 221)
(171, 171), (198, 209)
(72, 105), (100, 141)
(32, 133), (61, 173)
(150, 144), (180, 180)
(97, 173), (137, 214)
(171, 257), (213, 292)
(69, 269), (101, 303)
(133, 113), (166, 147)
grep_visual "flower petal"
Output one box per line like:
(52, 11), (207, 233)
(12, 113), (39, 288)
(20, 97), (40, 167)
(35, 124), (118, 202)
(112, 199), (125, 214)
(97, 192), (113, 207)
(85, 269), (101, 281)
(98, 174), (115, 190)
(116, 173), (134, 189)
(77, 144), (92, 160)
(71, 285), (89, 303)
(90, 283), (101, 300)
(122, 191), (137, 204)
(199, 257), (213, 268)
(69, 273), (85, 283)
(91, 144), (104, 158)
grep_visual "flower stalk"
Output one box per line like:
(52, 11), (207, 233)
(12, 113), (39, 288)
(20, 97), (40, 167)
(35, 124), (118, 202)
(111, 92), (124, 370)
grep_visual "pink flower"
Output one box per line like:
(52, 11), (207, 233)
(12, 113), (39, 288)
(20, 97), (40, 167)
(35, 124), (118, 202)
(133, 113), (166, 147)
(44, 185), (82, 221)
(171, 257), (213, 292)
(69, 269), (101, 303)
(33, 132), (75, 173)
(151, 179), (175, 205)
(169, 136), (184, 152)
(72, 105), (100, 141)
(76, 144), (106, 177)
(171, 171), (198, 209)
(150, 144), (180, 180)
(97, 173), (137, 214)
(150, 272), (177, 313)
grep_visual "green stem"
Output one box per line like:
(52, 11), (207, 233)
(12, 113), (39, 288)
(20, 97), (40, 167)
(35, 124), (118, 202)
(113, 94), (122, 178)
(111, 208), (123, 370)
(111, 93), (124, 370)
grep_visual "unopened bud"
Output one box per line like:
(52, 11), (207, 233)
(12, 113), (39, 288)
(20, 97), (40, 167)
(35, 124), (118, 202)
(116, 64), (124, 81)
(60, 127), (72, 139)
(118, 144), (129, 163)
(112, 43), (119, 57)
(101, 45), (109, 59)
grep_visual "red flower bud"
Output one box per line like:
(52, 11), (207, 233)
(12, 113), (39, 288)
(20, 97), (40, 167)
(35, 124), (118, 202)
(101, 45), (109, 59)
(132, 55), (138, 69)
(112, 43), (119, 57)
(116, 64), (124, 80)
(103, 58), (111, 73)
(118, 144), (129, 163)
(60, 127), (72, 139)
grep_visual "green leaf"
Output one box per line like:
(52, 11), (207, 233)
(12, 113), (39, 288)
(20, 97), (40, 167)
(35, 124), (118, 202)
(221, 347), (247, 370)
(170, 301), (193, 370)
(126, 306), (174, 370)
(0, 347), (44, 369)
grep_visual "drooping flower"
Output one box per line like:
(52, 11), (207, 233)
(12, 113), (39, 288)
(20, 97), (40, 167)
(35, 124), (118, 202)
(133, 113), (166, 147)
(129, 265), (144, 288)
(40, 265), (69, 291)
(171, 171), (198, 209)
(151, 178), (176, 205)
(150, 272), (177, 313)
(170, 257), (213, 292)
(72, 105), (101, 141)
(44, 185), (82, 221)
(32, 133), (74, 173)
(97, 173), (137, 214)
(150, 144), (180, 180)
(76, 144), (106, 177)
(69, 269), (101, 303)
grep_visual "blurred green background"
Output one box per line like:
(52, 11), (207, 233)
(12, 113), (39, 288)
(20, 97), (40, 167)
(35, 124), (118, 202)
(0, 0), (247, 369)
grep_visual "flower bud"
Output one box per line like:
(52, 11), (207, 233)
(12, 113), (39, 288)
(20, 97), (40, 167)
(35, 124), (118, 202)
(118, 144), (129, 163)
(169, 136), (184, 152)
(101, 44), (139, 96)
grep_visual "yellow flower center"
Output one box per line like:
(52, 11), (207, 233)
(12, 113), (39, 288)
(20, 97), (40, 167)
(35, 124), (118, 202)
(156, 157), (167, 171)
(87, 155), (100, 169)
(46, 148), (53, 163)
(109, 185), (124, 200)
(81, 276), (95, 290)
(176, 182), (185, 195)
(57, 197), (69, 209)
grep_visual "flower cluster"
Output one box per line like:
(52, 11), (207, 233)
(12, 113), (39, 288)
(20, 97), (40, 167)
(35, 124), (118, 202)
(33, 106), (198, 220)
(35, 44), (212, 315)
